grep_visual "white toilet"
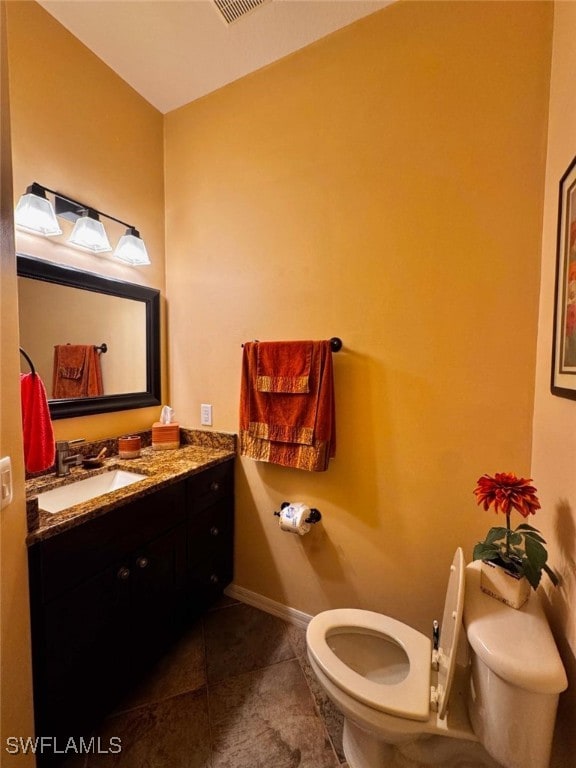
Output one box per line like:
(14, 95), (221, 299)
(306, 548), (568, 768)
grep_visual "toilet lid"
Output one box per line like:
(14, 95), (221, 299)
(436, 547), (465, 719)
(307, 609), (432, 721)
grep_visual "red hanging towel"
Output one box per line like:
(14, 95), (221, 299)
(240, 340), (336, 472)
(255, 340), (312, 393)
(20, 372), (55, 473)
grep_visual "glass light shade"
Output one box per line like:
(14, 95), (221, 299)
(15, 191), (62, 236)
(114, 229), (150, 265)
(68, 214), (112, 253)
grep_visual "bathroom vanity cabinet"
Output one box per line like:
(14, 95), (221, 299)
(27, 459), (234, 764)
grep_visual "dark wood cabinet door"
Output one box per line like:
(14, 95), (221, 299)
(33, 560), (128, 741)
(128, 524), (188, 669)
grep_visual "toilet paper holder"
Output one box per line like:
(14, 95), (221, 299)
(274, 501), (322, 524)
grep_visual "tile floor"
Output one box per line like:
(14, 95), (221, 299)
(68, 597), (347, 768)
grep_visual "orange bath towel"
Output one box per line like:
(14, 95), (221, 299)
(240, 340), (336, 471)
(256, 340), (312, 393)
(21, 372), (55, 473)
(52, 345), (103, 399)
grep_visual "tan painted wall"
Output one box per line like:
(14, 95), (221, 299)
(6, 0), (166, 442)
(2, 1), (166, 756)
(0, 2), (35, 762)
(532, 2), (576, 763)
(165, 1), (553, 632)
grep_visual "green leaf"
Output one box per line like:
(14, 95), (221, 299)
(509, 547), (525, 564)
(515, 523), (541, 533)
(543, 563), (560, 587)
(519, 530), (547, 544)
(524, 535), (548, 569)
(522, 558), (542, 590)
(485, 527), (508, 545)
(473, 542), (501, 561)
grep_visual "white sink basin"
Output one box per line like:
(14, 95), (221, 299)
(37, 469), (148, 514)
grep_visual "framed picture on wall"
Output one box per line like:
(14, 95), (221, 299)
(552, 155), (576, 399)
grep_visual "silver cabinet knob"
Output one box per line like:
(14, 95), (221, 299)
(210, 481), (220, 492)
(117, 566), (130, 580)
(210, 574), (219, 584)
(210, 526), (219, 536)
(136, 556), (149, 569)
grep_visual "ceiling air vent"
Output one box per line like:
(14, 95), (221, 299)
(213, 0), (271, 25)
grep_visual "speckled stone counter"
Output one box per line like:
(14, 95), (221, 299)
(26, 429), (236, 545)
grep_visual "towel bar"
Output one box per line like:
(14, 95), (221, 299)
(19, 347), (36, 375)
(241, 337), (343, 352)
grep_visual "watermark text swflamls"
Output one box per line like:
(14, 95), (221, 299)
(5, 736), (121, 755)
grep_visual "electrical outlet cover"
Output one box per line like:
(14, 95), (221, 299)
(0, 456), (13, 509)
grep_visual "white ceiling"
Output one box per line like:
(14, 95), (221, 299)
(38, 0), (392, 114)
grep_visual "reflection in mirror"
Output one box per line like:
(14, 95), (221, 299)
(19, 279), (146, 397)
(17, 254), (161, 419)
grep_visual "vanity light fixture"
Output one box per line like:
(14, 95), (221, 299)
(114, 227), (150, 265)
(14, 183), (62, 236)
(14, 182), (150, 265)
(68, 209), (112, 253)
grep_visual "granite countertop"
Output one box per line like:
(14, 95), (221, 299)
(26, 430), (236, 545)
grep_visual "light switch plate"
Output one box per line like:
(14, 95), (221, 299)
(200, 403), (213, 426)
(0, 456), (13, 509)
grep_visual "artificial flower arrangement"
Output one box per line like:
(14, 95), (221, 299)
(472, 472), (558, 590)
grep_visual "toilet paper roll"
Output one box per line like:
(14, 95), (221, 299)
(278, 502), (312, 536)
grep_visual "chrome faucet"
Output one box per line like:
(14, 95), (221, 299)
(55, 439), (85, 477)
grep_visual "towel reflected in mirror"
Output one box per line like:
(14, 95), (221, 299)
(52, 344), (103, 399)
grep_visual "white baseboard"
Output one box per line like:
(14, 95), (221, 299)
(224, 583), (313, 630)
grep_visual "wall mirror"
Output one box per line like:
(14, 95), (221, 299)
(17, 254), (161, 419)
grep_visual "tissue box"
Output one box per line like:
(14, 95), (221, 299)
(152, 422), (180, 450)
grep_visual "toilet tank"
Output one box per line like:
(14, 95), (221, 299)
(463, 562), (567, 768)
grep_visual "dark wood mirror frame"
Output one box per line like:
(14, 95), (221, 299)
(17, 254), (161, 419)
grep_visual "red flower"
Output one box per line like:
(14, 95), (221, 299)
(473, 472), (541, 518)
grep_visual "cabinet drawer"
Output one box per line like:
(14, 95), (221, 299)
(188, 498), (234, 601)
(188, 498), (233, 555)
(186, 460), (233, 512)
(35, 481), (186, 603)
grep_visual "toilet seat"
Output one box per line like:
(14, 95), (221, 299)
(307, 549), (466, 725)
(307, 608), (432, 722)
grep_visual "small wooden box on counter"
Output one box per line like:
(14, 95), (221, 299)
(152, 421), (180, 450)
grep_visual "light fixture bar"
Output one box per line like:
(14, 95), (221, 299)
(54, 195), (87, 222)
(45, 185), (135, 230)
